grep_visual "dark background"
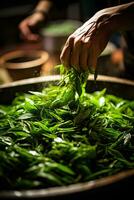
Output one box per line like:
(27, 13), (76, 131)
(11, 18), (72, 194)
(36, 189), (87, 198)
(0, 0), (131, 47)
(0, 0), (38, 46)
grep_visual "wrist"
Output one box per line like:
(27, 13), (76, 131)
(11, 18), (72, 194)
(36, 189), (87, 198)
(94, 9), (119, 34)
(32, 9), (48, 17)
(34, 0), (52, 18)
(96, 2), (134, 32)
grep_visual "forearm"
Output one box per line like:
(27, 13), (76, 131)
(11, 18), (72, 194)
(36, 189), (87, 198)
(34, 0), (53, 15)
(95, 2), (134, 32)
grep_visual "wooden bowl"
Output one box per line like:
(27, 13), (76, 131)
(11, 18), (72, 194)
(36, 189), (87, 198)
(0, 50), (49, 81)
(0, 75), (134, 199)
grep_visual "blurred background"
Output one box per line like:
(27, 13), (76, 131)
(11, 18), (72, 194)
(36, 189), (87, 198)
(0, 0), (125, 84)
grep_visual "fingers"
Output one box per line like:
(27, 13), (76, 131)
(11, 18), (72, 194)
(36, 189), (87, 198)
(19, 20), (31, 38)
(79, 40), (91, 71)
(19, 15), (41, 41)
(60, 45), (71, 68)
(60, 22), (99, 72)
(60, 36), (74, 68)
(61, 36), (93, 72)
(70, 38), (81, 71)
(60, 14), (111, 72)
(87, 47), (97, 69)
(19, 21), (39, 41)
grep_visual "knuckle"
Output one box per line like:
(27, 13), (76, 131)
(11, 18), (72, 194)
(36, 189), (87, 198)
(74, 38), (82, 46)
(67, 35), (74, 44)
(81, 37), (91, 46)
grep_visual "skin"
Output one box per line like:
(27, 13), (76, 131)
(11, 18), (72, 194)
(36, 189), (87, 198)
(19, 12), (45, 41)
(19, 0), (52, 41)
(60, 2), (134, 72)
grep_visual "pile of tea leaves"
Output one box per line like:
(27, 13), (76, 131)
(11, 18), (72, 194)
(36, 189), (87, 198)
(0, 67), (134, 190)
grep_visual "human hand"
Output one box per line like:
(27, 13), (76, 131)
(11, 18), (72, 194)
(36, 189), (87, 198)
(60, 12), (114, 72)
(19, 12), (45, 41)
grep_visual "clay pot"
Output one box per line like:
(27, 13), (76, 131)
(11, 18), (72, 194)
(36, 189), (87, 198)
(0, 50), (49, 81)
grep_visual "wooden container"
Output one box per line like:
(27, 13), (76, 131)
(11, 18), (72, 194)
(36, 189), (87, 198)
(0, 75), (134, 199)
(0, 50), (49, 81)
